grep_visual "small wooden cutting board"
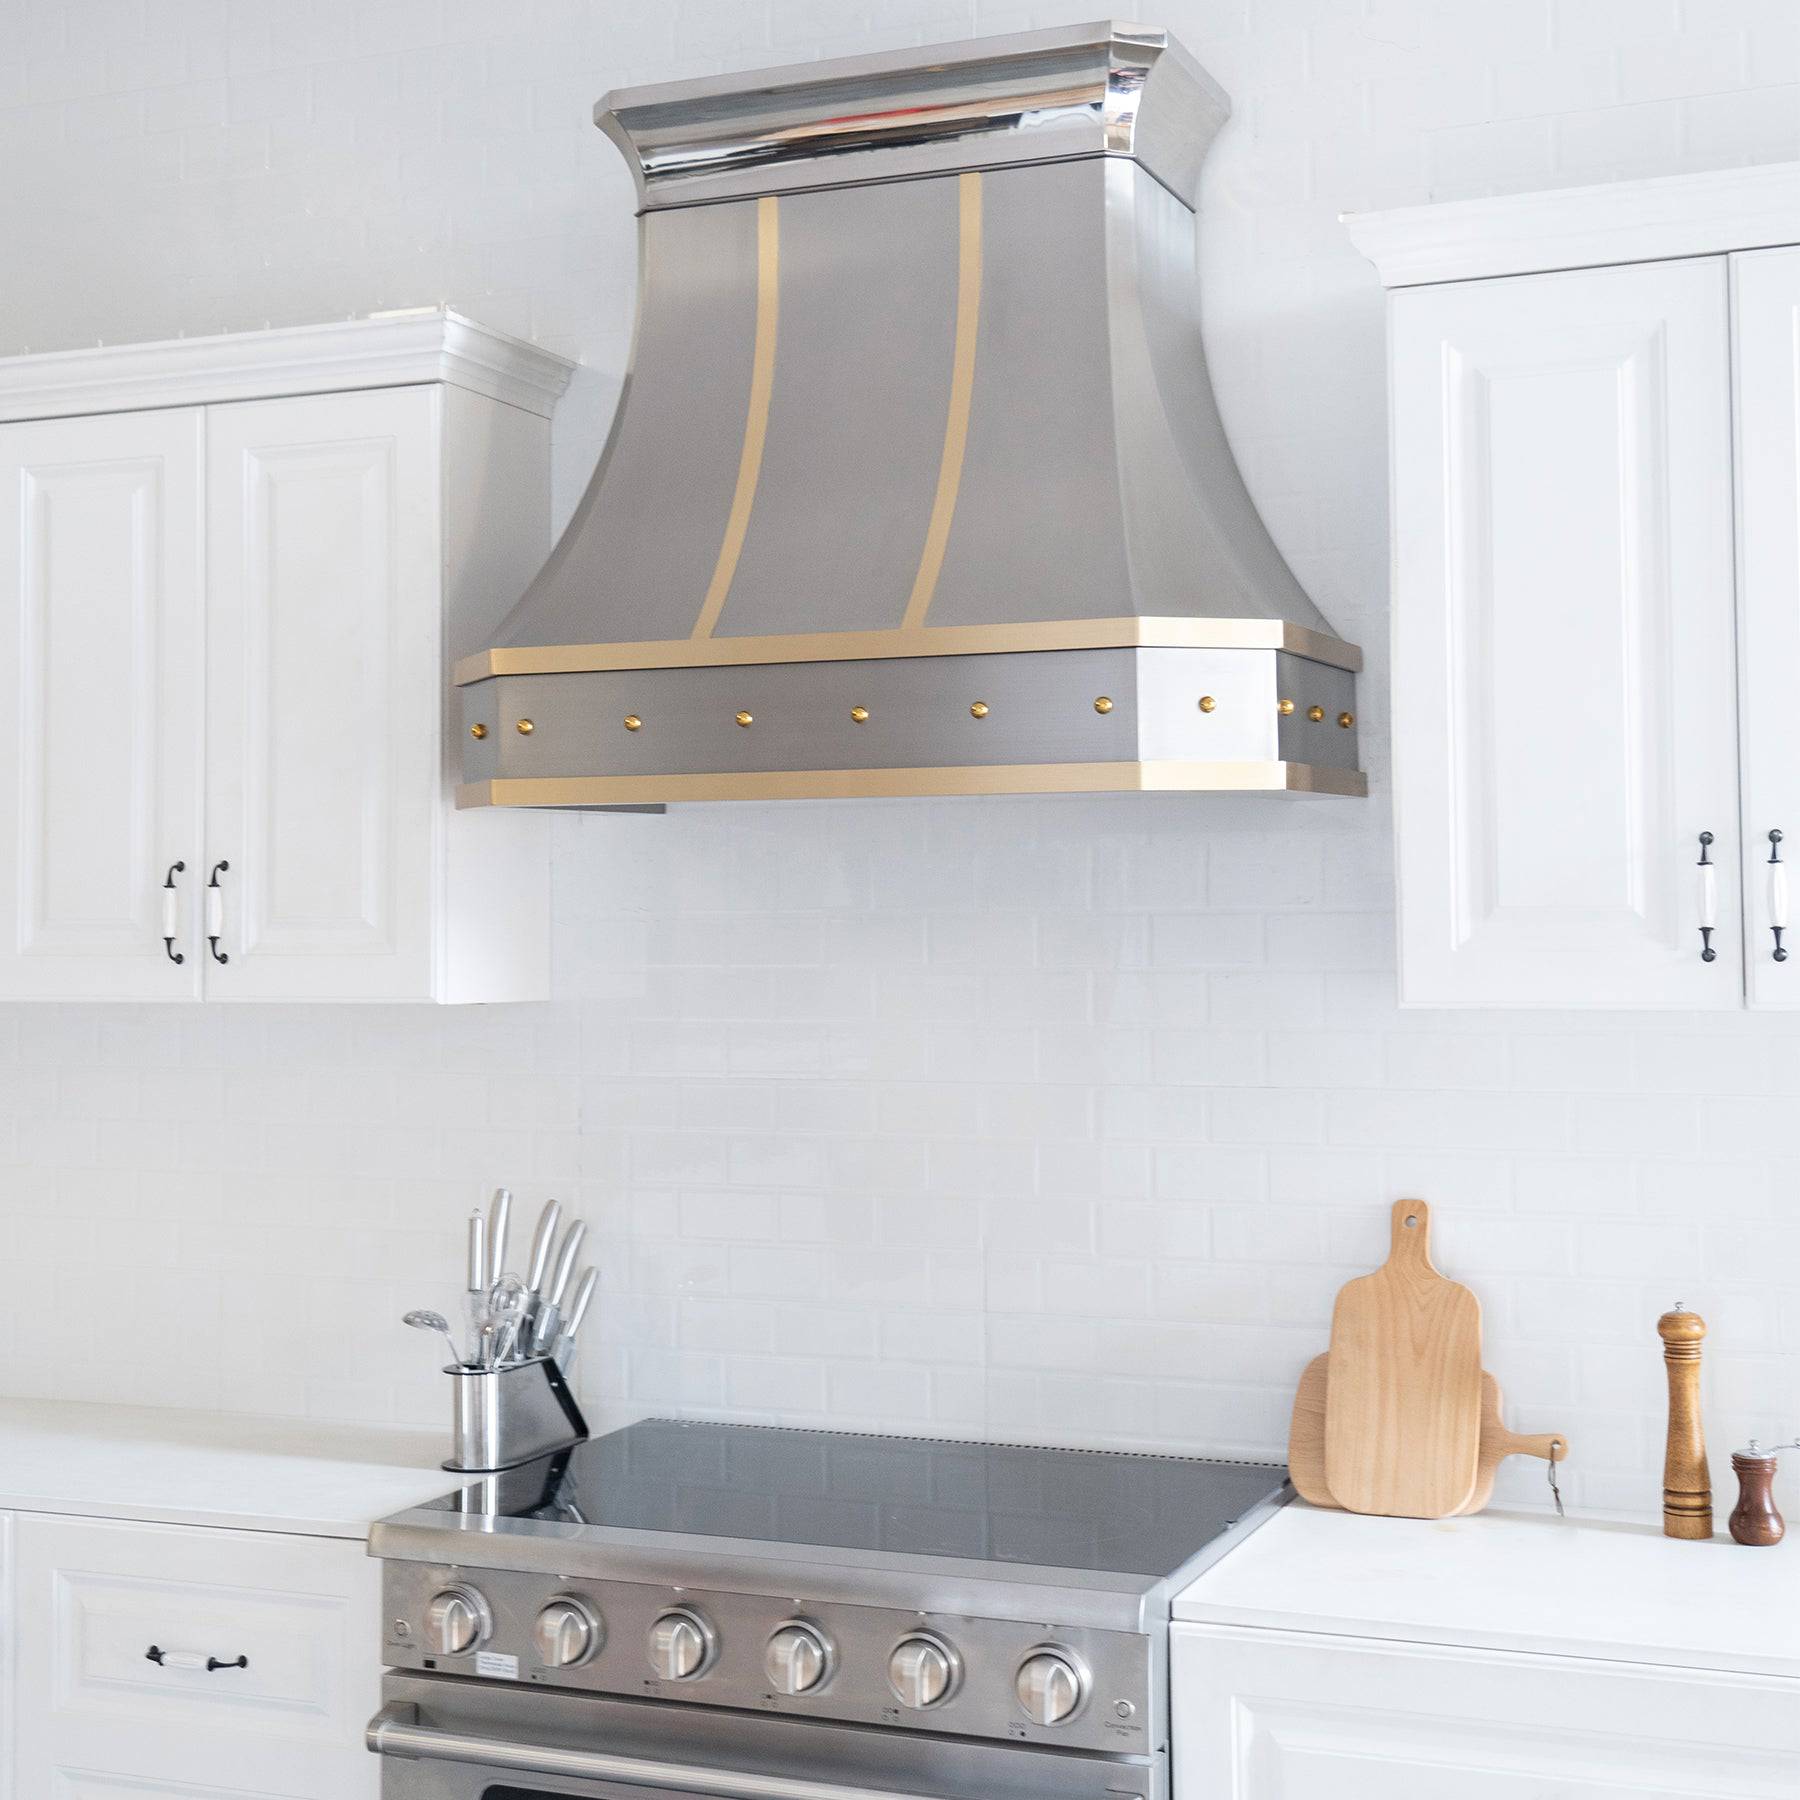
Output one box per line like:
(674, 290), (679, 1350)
(1324, 1199), (1483, 1517)
(1289, 1355), (1567, 1514)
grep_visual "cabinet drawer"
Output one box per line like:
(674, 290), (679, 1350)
(1173, 1622), (1800, 1798)
(15, 1514), (378, 1796)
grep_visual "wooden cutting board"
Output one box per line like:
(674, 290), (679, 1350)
(1290, 1356), (1567, 1514)
(1324, 1199), (1483, 1517)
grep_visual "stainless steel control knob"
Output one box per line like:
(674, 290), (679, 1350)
(533, 1597), (601, 1669)
(887, 1633), (958, 1709)
(765, 1622), (830, 1695)
(1015, 1650), (1086, 1726)
(648, 1607), (716, 1681)
(423, 1586), (490, 1657)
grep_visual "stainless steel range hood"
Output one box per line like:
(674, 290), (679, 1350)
(456, 21), (1363, 808)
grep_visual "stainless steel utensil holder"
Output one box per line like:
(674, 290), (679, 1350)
(444, 1357), (588, 1473)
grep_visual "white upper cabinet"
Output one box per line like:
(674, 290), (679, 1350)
(1349, 162), (1800, 1009)
(0, 409), (205, 997)
(1733, 245), (1800, 1008)
(1387, 260), (1740, 1008)
(0, 313), (572, 1003)
(204, 388), (441, 1001)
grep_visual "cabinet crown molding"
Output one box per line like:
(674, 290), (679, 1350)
(1345, 159), (1800, 288)
(0, 308), (577, 424)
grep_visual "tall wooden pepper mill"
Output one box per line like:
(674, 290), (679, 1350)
(1657, 1303), (1712, 1540)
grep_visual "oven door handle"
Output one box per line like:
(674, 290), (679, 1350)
(365, 1702), (990, 1800)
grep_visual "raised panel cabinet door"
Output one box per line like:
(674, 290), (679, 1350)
(0, 410), (205, 997)
(13, 1513), (379, 1797)
(204, 387), (441, 1000)
(1172, 1624), (1800, 1799)
(1390, 258), (1741, 1007)
(1733, 247), (1800, 1008)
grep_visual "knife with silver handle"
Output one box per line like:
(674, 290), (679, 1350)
(465, 1210), (489, 1350)
(525, 1199), (561, 1296)
(487, 1187), (512, 1283)
(554, 1266), (597, 1362)
(546, 1219), (587, 1310)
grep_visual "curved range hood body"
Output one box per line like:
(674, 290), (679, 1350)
(457, 21), (1363, 807)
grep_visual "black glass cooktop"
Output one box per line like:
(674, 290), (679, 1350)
(425, 1419), (1287, 1580)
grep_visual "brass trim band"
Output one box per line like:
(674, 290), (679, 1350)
(456, 760), (1368, 807)
(901, 170), (983, 631)
(692, 193), (780, 639)
(454, 616), (1364, 684)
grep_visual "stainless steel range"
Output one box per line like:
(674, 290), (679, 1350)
(366, 1419), (1288, 1800)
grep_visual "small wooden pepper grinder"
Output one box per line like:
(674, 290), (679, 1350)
(1729, 1439), (1797, 1546)
(1657, 1303), (1712, 1540)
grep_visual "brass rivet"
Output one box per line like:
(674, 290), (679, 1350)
(1277, 699), (1295, 716)
(469, 723), (488, 740)
(735, 711), (753, 728)
(623, 714), (642, 732)
(516, 719), (534, 735)
(1198, 695), (1217, 714)
(970, 701), (990, 719)
(1307, 705), (1325, 722)
(1338, 711), (1355, 729)
(850, 706), (870, 724)
(1093, 696), (1114, 715)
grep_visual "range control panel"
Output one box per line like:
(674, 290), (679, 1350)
(381, 1562), (1157, 1756)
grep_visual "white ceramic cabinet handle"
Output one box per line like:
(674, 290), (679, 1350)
(1696, 832), (1718, 963)
(159, 861), (185, 965)
(1769, 830), (1789, 963)
(205, 860), (229, 965)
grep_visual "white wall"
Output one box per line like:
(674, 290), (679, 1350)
(3, 0), (1798, 1517)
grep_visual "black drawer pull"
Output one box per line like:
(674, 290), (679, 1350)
(145, 1644), (249, 1672)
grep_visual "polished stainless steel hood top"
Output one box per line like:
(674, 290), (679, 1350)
(457, 21), (1363, 807)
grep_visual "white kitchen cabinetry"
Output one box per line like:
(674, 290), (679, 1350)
(0, 311), (572, 1002)
(1349, 162), (1800, 1008)
(1733, 244), (1800, 1008)
(0, 408), (205, 1000)
(1173, 1623), (1800, 1799)
(11, 1513), (380, 1798)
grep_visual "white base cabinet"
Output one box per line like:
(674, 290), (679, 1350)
(1350, 162), (1800, 1008)
(8, 1512), (379, 1799)
(0, 311), (572, 1002)
(1174, 1622), (1800, 1799)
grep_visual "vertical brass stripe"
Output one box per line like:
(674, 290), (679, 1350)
(692, 194), (780, 640)
(901, 170), (983, 632)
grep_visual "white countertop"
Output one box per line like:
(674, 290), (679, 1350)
(0, 1397), (449, 1539)
(1176, 1500), (1800, 1680)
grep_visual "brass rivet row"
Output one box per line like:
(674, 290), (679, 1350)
(515, 719), (534, 735)
(469, 723), (488, 740)
(564, 694), (1311, 736)
(1339, 711), (1355, 729)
